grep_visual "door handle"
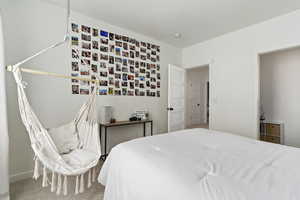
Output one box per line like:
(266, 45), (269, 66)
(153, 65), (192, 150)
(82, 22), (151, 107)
(167, 107), (174, 111)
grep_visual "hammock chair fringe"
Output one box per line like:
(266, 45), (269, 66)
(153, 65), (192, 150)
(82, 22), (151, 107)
(42, 166), (48, 187)
(88, 169), (92, 188)
(63, 175), (68, 196)
(33, 159), (100, 195)
(79, 173), (85, 193)
(33, 157), (40, 180)
(51, 172), (56, 192)
(56, 174), (62, 195)
(75, 175), (79, 195)
(92, 167), (96, 182)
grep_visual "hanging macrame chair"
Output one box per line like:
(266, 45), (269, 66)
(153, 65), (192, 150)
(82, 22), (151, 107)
(12, 66), (101, 195)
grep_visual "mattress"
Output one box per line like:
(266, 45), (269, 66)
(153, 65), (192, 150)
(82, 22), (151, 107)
(98, 128), (300, 200)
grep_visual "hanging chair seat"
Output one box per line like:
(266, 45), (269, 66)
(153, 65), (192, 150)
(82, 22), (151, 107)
(12, 66), (101, 195)
(62, 149), (98, 168)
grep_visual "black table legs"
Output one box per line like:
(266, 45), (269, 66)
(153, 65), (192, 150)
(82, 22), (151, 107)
(100, 125), (103, 160)
(99, 125), (108, 161)
(143, 122), (146, 137)
(99, 121), (153, 161)
(144, 121), (154, 136)
(150, 121), (153, 136)
(104, 127), (107, 159)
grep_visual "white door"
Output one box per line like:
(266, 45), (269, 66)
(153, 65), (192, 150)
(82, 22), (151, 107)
(168, 64), (185, 132)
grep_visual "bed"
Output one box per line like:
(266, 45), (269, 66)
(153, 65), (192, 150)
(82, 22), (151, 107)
(98, 128), (300, 200)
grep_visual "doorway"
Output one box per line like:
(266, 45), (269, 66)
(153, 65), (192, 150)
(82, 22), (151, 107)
(185, 65), (209, 129)
(259, 46), (300, 147)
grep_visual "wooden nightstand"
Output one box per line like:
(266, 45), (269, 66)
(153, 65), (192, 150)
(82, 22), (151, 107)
(260, 122), (284, 144)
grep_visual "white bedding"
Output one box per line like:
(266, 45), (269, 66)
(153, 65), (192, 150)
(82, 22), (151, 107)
(98, 128), (300, 200)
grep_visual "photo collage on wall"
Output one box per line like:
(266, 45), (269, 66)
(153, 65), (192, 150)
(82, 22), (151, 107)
(70, 22), (161, 97)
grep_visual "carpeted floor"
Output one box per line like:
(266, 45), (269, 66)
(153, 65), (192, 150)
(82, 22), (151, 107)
(187, 123), (209, 129)
(10, 164), (105, 200)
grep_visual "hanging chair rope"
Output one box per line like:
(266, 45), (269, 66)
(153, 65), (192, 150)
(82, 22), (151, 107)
(9, 0), (71, 69)
(5, 0), (99, 85)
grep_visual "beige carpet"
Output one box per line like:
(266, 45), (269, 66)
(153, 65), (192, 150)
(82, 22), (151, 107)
(187, 123), (209, 129)
(10, 164), (105, 200)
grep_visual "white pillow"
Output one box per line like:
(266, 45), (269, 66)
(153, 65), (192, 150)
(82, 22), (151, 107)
(62, 149), (97, 168)
(48, 122), (80, 154)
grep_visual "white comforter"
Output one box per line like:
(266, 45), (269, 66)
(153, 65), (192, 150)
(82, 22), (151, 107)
(98, 128), (300, 200)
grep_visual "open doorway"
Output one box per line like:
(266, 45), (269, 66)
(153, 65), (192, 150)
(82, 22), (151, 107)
(259, 46), (300, 147)
(185, 65), (209, 129)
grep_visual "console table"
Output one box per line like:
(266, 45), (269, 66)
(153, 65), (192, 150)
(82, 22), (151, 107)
(99, 120), (153, 160)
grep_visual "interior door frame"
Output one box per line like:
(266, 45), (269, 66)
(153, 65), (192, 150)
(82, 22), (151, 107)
(204, 81), (210, 124)
(168, 64), (186, 132)
(256, 44), (300, 142)
(184, 63), (211, 129)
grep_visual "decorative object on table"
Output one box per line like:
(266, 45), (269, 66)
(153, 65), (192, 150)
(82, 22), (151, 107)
(129, 116), (138, 121)
(259, 104), (266, 134)
(70, 22), (161, 97)
(100, 106), (113, 124)
(110, 118), (116, 123)
(260, 104), (266, 121)
(130, 110), (149, 121)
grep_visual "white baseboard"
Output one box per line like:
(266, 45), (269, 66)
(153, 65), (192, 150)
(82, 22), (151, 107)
(10, 170), (32, 183)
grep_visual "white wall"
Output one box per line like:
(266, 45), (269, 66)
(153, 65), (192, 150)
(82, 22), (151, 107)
(260, 47), (300, 147)
(185, 66), (209, 126)
(182, 9), (300, 139)
(0, 12), (10, 200)
(1, 0), (181, 182)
